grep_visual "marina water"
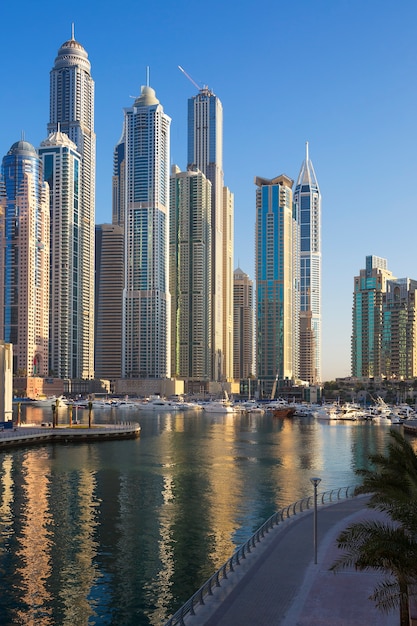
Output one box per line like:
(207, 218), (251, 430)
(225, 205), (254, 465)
(0, 405), (406, 625)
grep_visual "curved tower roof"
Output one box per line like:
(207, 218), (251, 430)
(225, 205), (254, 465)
(134, 85), (160, 107)
(7, 140), (37, 157)
(53, 31), (90, 72)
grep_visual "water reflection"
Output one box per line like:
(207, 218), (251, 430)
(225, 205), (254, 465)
(0, 405), (403, 625)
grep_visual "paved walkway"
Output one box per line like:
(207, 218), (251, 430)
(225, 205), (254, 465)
(184, 496), (399, 625)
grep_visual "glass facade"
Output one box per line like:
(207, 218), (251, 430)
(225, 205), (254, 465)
(0, 141), (49, 376)
(39, 134), (81, 379)
(255, 174), (297, 395)
(293, 144), (321, 383)
(116, 86), (171, 379)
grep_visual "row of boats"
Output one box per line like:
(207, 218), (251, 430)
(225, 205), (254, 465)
(17, 395), (416, 423)
(312, 397), (416, 423)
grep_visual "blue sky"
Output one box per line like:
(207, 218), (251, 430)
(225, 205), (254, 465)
(1, 0), (416, 381)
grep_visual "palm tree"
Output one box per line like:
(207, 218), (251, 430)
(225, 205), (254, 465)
(330, 430), (417, 625)
(355, 429), (417, 533)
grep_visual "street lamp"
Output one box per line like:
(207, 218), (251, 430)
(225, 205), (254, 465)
(310, 477), (321, 564)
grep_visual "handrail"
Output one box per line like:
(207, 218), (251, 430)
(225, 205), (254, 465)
(164, 485), (357, 626)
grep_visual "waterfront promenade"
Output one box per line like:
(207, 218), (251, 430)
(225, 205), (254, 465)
(179, 495), (399, 625)
(0, 423), (140, 449)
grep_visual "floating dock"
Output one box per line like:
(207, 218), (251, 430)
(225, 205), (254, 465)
(0, 423), (140, 449)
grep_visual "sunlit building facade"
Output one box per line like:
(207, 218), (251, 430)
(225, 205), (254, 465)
(169, 165), (212, 380)
(115, 85), (171, 379)
(293, 143), (321, 383)
(39, 131), (81, 379)
(0, 141), (50, 376)
(351, 255), (394, 377)
(255, 174), (299, 396)
(48, 32), (95, 379)
(187, 87), (233, 381)
(382, 278), (417, 379)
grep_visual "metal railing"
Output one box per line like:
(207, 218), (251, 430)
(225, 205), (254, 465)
(164, 485), (357, 626)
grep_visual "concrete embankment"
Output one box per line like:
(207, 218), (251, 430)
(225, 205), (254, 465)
(0, 424), (140, 449)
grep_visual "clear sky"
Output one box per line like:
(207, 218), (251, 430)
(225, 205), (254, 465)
(1, 0), (416, 381)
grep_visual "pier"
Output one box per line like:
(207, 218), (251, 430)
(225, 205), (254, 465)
(0, 423), (140, 449)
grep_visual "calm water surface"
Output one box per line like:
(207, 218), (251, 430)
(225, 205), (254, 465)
(0, 406), (409, 625)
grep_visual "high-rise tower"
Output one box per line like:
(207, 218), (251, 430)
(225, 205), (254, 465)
(169, 165), (212, 380)
(48, 30), (95, 379)
(352, 255), (394, 377)
(115, 85), (171, 379)
(293, 143), (321, 383)
(233, 268), (254, 380)
(39, 130), (81, 379)
(255, 174), (299, 397)
(187, 86), (233, 381)
(0, 141), (50, 376)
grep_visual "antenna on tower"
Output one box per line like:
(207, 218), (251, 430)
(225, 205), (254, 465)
(146, 66), (150, 87)
(178, 65), (202, 91)
(306, 141), (309, 162)
(71, 23), (75, 40)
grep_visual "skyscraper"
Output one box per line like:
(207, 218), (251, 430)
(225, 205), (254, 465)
(0, 141), (50, 376)
(115, 85), (171, 379)
(39, 130), (81, 379)
(382, 278), (417, 379)
(187, 86), (233, 381)
(255, 174), (299, 397)
(95, 223), (124, 381)
(233, 268), (254, 380)
(293, 143), (321, 383)
(169, 165), (212, 380)
(48, 31), (95, 379)
(351, 255), (394, 377)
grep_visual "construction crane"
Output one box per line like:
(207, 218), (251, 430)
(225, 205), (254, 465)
(178, 65), (202, 91)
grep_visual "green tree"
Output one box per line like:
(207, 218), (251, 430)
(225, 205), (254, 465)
(331, 430), (417, 625)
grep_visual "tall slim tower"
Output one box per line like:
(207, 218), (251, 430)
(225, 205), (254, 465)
(169, 165), (212, 380)
(48, 30), (95, 379)
(255, 174), (299, 397)
(187, 86), (233, 381)
(352, 255), (394, 377)
(115, 85), (171, 379)
(0, 141), (50, 376)
(293, 143), (321, 383)
(39, 131), (81, 379)
(95, 224), (124, 381)
(233, 268), (254, 380)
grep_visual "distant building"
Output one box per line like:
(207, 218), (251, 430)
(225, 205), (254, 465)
(293, 143), (321, 383)
(0, 342), (12, 420)
(187, 86), (233, 381)
(0, 141), (50, 376)
(255, 174), (299, 397)
(39, 131), (81, 379)
(382, 278), (417, 379)
(115, 85), (171, 379)
(351, 255), (394, 377)
(233, 268), (254, 380)
(169, 165), (212, 380)
(95, 224), (124, 381)
(48, 32), (96, 379)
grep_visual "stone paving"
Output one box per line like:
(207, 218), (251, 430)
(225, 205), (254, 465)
(184, 496), (399, 625)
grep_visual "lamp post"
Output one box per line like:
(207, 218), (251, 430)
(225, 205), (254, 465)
(310, 477), (321, 564)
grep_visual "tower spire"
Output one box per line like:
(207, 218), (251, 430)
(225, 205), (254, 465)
(305, 140), (309, 163)
(71, 23), (75, 40)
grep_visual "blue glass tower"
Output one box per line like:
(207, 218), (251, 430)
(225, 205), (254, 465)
(0, 141), (50, 376)
(255, 174), (298, 397)
(293, 143), (321, 383)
